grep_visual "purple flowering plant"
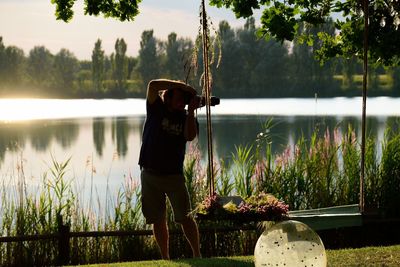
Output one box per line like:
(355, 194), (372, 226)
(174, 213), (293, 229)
(196, 192), (289, 221)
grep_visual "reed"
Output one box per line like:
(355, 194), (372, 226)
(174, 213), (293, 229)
(379, 119), (400, 216)
(231, 144), (257, 199)
(252, 122), (394, 212)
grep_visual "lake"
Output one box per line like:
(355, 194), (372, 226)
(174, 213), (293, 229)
(0, 97), (399, 201)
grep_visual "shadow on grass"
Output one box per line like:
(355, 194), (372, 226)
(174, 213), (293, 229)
(174, 257), (254, 267)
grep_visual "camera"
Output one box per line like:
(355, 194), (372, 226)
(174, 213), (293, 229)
(184, 94), (220, 107)
(198, 95), (220, 107)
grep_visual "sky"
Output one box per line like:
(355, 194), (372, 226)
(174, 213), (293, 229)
(0, 0), (257, 60)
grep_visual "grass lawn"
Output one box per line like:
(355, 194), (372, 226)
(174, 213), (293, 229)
(77, 245), (400, 267)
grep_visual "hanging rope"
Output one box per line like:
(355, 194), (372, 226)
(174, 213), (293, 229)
(201, 0), (215, 197)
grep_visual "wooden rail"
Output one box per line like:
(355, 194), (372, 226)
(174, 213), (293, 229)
(0, 219), (256, 265)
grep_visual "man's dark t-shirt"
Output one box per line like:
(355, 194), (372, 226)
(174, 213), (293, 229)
(139, 97), (189, 174)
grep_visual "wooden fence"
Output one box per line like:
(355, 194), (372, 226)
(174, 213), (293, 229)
(0, 218), (257, 265)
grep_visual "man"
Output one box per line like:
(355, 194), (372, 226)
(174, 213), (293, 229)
(138, 79), (201, 259)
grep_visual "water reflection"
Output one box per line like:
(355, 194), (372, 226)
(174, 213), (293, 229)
(0, 121), (79, 164)
(111, 118), (130, 158)
(0, 115), (397, 183)
(93, 118), (105, 157)
(198, 115), (396, 162)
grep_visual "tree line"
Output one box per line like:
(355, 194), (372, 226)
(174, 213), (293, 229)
(1, 18), (400, 98)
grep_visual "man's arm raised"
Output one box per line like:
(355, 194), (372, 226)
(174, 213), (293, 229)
(147, 79), (169, 104)
(147, 79), (196, 104)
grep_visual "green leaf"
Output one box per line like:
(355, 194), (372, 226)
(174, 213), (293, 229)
(51, 0), (76, 22)
(260, 3), (298, 42)
(52, 0), (141, 22)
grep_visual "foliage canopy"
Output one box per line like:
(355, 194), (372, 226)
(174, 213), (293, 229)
(209, 0), (400, 66)
(51, 0), (141, 22)
(52, 0), (400, 65)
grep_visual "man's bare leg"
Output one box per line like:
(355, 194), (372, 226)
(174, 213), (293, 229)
(181, 216), (201, 258)
(153, 220), (170, 260)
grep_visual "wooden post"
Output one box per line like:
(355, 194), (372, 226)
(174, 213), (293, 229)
(201, 0), (215, 197)
(57, 215), (70, 266)
(360, 0), (369, 214)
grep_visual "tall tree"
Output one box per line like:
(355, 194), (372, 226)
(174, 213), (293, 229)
(290, 26), (315, 96)
(340, 56), (360, 93)
(112, 38), (128, 96)
(3, 46), (25, 88)
(104, 55), (113, 82)
(311, 21), (339, 96)
(127, 57), (138, 80)
(290, 20), (337, 97)
(92, 39), (105, 94)
(0, 37), (7, 88)
(249, 38), (290, 97)
(164, 32), (193, 81)
(53, 48), (79, 95)
(236, 18), (261, 96)
(392, 66), (400, 96)
(137, 30), (160, 89)
(213, 20), (241, 97)
(27, 46), (54, 91)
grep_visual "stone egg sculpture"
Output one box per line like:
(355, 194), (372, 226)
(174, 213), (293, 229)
(254, 220), (327, 267)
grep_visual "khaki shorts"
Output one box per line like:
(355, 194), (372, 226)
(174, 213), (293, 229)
(140, 169), (192, 224)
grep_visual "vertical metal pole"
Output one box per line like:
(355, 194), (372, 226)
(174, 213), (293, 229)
(201, 0), (215, 196)
(360, 0), (369, 213)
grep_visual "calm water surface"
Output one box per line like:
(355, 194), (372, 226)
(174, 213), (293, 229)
(0, 97), (398, 201)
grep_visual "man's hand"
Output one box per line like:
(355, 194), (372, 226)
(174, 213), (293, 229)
(188, 96), (201, 115)
(185, 96), (199, 141)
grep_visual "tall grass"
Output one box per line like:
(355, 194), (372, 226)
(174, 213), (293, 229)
(253, 124), (381, 211)
(209, 119), (398, 214)
(231, 144), (256, 198)
(379, 119), (400, 216)
(0, 120), (399, 265)
(0, 155), (156, 265)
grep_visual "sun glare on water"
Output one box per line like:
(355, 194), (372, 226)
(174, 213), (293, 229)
(0, 98), (145, 121)
(0, 97), (398, 122)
